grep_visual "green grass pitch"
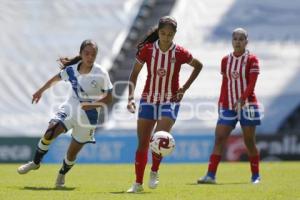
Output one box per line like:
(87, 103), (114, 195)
(0, 162), (299, 200)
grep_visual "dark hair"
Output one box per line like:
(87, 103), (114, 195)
(59, 39), (98, 69)
(137, 16), (177, 53)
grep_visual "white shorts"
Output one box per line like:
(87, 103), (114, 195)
(51, 104), (97, 144)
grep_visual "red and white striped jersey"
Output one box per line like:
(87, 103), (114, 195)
(136, 40), (193, 103)
(219, 50), (260, 109)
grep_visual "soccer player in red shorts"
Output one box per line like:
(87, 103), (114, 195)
(126, 16), (203, 193)
(198, 28), (261, 184)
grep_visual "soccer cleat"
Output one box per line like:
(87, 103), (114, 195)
(55, 173), (65, 188)
(148, 171), (159, 189)
(197, 175), (216, 184)
(17, 161), (40, 174)
(251, 174), (261, 184)
(126, 183), (144, 193)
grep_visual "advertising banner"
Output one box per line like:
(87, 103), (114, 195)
(224, 134), (300, 161)
(43, 134), (215, 163)
(3, 133), (299, 163)
(0, 137), (39, 163)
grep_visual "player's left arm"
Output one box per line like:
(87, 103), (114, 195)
(182, 58), (203, 91)
(97, 90), (113, 105)
(81, 71), (113, 110)
(81, 90), (113, 111)
(175, 58), (203, 102)
(234, 56), (259, 110)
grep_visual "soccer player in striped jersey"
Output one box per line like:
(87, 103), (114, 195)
(17, 40), (113, 188)
(198, 28), (261, 184)
(126, 16), (203, 193)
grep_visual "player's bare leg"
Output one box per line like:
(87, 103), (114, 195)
(127, 119), (156, 193)
(148, 117), (175, 189)
(18, 121), (66, 174)
(212, 124), (234, 155)
(198, 124), (233, 184)
(55, 138), (84, 188)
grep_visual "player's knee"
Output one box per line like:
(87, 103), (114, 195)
(244, 139), (255, 148)
(44, 128), (56, 140)
(244, 138), (256, 149)
(137, 143), (149, 151)
(44, 121), (63, 140)
(215, 135), (227, 145)
(137, 137), (150, 150)
(44, 132), (53, 140)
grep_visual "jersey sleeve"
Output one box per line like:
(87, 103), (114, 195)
(241, 55), (260, 101)
(101, 71), (113, 92)
(136, 45), (148, 64)
(221, 56), (227, 75)
(59, 68), (69, 81)
(249, 56), (260, 74)
(178, 47), (193, 64)
(241, 72), (258, 101)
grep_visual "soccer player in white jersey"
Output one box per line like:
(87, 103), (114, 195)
(197, 28), (261, 184)
(17, 40), (113, 188)
(126, 16), (203, 193)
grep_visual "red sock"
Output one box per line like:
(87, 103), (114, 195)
(135, 150), (148, 184)
(207, 154), (222, 177)
(151, 152), (162, 172)
(249, 155), (260, 175)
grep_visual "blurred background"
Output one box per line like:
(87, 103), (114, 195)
(0, 0), (299, 163)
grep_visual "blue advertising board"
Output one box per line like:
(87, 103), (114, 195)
(43, 134), (214, 163)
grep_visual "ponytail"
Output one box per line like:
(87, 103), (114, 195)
(58, 56), (82, 69)
(137, 27), (159, 54)
(136, 16), (177, 55)
(58, 39), (98, 70)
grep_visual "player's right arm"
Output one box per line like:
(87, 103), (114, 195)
(32, 74), (62, 104)
(127, 62), (143, 113)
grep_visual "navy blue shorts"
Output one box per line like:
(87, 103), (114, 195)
(217, 105), (261, 128)
(138, 100), (180, 121)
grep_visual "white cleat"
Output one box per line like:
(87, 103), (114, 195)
(148, 171), (159, 189)
(197, 175), (216, 184)
(17, 161), (40, 174)
(126, 183), (144, 193)
(55, 173), (65, 188)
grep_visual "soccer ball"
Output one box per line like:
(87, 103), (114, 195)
(150, 131), (175, 157)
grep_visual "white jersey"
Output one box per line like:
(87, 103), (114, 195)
(60, 62), (113, 104)
(53, 62), (113, 143)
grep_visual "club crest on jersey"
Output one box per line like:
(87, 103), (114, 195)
(231, 71), (240, 79)
(157, 68), (166, 77)
(90, 80), (97, 88)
